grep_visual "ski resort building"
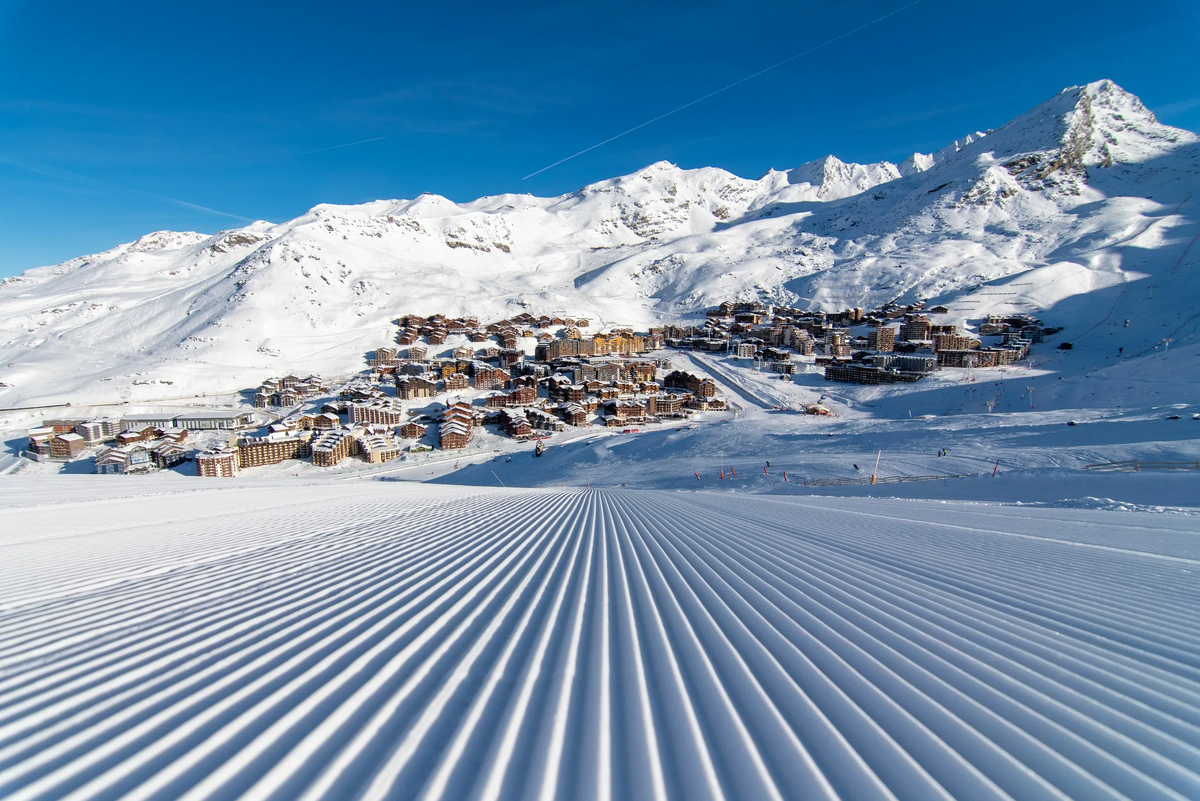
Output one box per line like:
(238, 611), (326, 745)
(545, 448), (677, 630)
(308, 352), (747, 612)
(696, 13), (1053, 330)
(439, 402), (475, 450)
(348, 398), (405, 426)
(825, 363), (927, 385)
(121, 411), (255, 431)
(867, 325), (896, 352)
(312, 430), (357, 467)
(236, 433), (312, 468)
(937, 345), (1029, 368)
(196, 447), (239, 477)
(398, 421), (427, 439)
(395, 376), (437, 400)
(358, 433), (403, 464)
(48, 433), (86, 461)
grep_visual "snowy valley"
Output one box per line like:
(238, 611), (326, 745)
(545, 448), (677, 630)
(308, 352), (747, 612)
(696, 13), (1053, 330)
(1, 80), (1197, 410)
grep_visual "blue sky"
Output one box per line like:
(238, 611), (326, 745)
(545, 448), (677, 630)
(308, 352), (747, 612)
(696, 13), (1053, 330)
(1, 0), (1198, 277)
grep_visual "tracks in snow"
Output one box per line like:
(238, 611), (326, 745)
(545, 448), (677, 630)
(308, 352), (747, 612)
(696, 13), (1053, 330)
(1, 486), (1199, 800)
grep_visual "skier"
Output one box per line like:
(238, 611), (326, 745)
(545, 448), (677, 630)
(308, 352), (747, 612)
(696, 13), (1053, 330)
(853, 464), (860, 471)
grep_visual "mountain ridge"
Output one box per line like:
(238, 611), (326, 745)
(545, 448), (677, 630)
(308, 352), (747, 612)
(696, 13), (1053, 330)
(1, 79), (1197, 406)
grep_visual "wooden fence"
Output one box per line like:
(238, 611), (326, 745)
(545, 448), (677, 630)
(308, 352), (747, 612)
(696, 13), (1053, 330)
(801, 473), (974, 488)
(1083, 460), (1200, 472)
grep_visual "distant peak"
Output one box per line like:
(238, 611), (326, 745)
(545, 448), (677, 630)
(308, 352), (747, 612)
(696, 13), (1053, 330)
(899, 152), (935, 176)
(126, 230), (208, 253)
(785, 155), (900, 199)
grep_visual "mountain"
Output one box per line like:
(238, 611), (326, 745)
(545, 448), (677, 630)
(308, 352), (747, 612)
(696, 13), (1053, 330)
(1, 79), (1197, 406)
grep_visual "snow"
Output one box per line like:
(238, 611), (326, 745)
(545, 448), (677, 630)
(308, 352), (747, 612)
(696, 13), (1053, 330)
(1, 80), (1196, 412)
(1, 477), (1198, 799)
(2, 79), (1200, 797)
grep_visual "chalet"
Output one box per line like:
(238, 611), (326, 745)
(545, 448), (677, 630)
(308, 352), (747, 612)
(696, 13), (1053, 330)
(152, 441), (189, 469)
(95, 445), (153, 475)
(117, 426), (160, 446)
(439, 402), (474, 450)
(558, 403), (588, 426)
(604, 399), (646, 421)
(527, 408), (565, 432)
(439, 421), (470, 450)
(686, 395), (727, 412)
(313, 412), (341, 430)
(398, 421), (427, 439)
(444, 373), (470, 391)
(498, 409), (533, 439)
(663, 371), (717, 398)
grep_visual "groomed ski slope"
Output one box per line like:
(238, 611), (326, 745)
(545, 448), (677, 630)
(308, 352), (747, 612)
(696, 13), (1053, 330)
(1, 479), (1199, 800)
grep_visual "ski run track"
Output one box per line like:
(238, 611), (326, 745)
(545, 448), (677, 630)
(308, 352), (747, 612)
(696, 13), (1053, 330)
(1, 478), (1199, 801)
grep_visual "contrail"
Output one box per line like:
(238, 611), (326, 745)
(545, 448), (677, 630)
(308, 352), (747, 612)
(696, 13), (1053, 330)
(523, 0), (925, 180)
(265, 136), (388, 161)
(0, 155), (254, 222)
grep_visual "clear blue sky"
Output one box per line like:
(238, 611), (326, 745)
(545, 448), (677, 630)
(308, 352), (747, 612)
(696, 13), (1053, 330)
(2, 0), (1198, 277)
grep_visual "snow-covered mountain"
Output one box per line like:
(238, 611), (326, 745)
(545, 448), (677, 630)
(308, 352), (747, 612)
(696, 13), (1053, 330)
(1, 79), (1197, 406)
